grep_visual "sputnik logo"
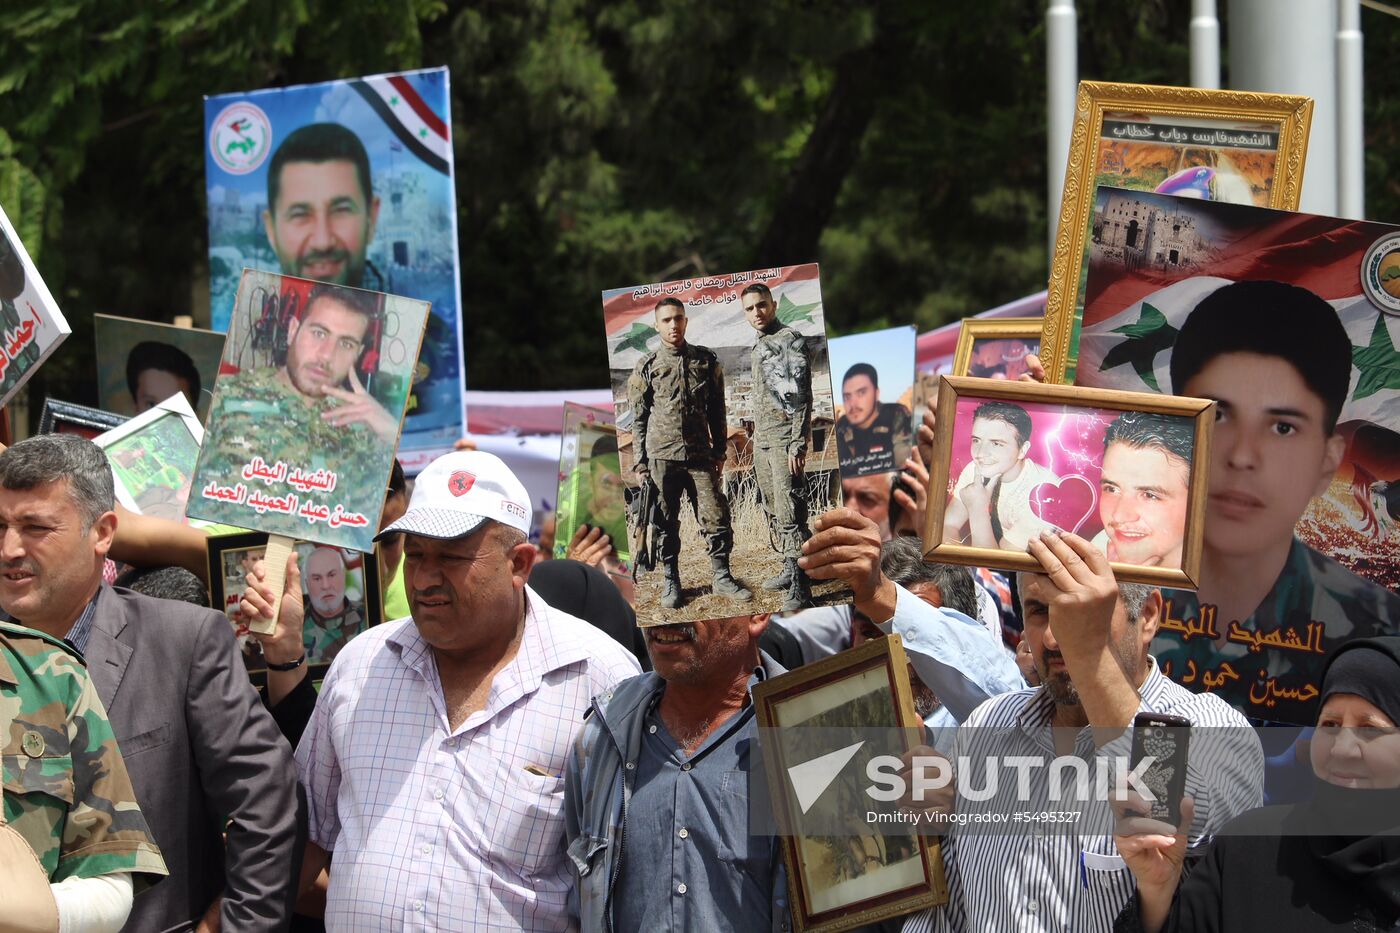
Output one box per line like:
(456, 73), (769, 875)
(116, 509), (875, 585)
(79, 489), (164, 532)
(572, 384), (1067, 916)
(786, 741), (866, 814)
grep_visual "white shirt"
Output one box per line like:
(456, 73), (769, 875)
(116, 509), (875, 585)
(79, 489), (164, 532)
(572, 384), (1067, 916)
(953, 458), (1060, 551)
(297, 588), (641, 932)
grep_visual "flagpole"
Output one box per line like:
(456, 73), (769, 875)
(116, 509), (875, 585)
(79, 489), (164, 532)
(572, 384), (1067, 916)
(1046, 0), (1078, 264)
(1337, 0), (1365, 219)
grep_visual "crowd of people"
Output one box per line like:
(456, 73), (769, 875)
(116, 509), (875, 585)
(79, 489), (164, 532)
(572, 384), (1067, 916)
(2, 350), (1398, 933)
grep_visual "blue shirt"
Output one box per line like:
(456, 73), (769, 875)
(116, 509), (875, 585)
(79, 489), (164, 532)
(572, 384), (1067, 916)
(612, 667), (782, 933)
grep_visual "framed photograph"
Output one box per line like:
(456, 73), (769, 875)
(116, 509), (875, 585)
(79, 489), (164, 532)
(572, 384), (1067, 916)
(951, 318), (1043, 381)
(94, 314), (226, 421)
(828, 326), (916, 478)
(0, 203), (71, 409)
(204, 68), (466, 466)
(754, 635), (947, 932)
(1041, 80), (1313, 383)
(601, 264), (850, 624)
(924, 376), (1214, 588)
(187, 269), (430, 553)
(555, 402), (631, 567)
(1075, 191), (1400, 724)
(207, 531), (383, 686)
(37, 399), (128, 439)
(93, 392), (204, 524)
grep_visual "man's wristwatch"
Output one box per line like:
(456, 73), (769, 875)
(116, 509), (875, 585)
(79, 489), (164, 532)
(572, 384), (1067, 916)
(266, 653), (307, 672)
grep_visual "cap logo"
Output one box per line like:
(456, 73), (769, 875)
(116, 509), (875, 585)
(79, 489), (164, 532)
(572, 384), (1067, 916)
(448, 471), (476, 497)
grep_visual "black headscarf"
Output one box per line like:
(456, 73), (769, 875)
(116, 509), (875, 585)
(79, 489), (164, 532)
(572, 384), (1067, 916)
(528, 560), (650, 670)
(1302, 636), (1400, 926)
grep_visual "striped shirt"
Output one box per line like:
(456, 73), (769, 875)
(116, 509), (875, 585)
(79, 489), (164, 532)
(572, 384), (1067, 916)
(297, 588), (642, 932)
(903, 659), (1263, 933)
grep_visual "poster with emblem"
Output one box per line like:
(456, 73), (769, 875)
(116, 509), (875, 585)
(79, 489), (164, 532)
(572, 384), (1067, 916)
(828, 326), (916, 478)
(601, 264), (851, 625)
(0, 202), (71, 408)
(187, 270), (430, 553)
(204, 67), (464, 471)
(1076, 188), (1400, 723)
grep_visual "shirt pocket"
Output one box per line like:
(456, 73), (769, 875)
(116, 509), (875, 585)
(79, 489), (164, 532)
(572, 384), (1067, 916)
(2, 750), (76, 874)
(486, 767), (567, 880)
(716, 769), (768, 883)
(116, 722), (172, 759)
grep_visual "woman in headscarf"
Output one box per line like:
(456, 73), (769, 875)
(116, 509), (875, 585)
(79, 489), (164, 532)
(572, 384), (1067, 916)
(1113, 636), (1400, 932)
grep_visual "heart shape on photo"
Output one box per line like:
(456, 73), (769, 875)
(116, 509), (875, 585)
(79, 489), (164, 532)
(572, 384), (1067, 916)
(1029, 475), (1098, 536)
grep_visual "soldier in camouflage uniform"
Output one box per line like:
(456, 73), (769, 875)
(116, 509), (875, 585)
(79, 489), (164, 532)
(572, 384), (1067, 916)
(302, 547), (363, 664)
(628, 297), (752, 609)
(742, 283), (815, 611)
(199, 283), (397, 534)
(1, 621), (167, 900)
(835, 362), (913, 476)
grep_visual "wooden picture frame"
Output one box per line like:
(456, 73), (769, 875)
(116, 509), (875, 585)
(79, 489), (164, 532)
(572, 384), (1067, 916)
(923, 376), (1214, 589)
(754, 635), (947, 932)
(37, 399), (129, 439)
(1041, 80), (1313, 384)
(206, 531), (383, 689)
(951, 318), (1044, 380)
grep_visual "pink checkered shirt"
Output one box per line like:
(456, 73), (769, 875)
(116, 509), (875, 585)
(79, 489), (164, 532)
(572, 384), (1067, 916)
(297, 587), (642, 932)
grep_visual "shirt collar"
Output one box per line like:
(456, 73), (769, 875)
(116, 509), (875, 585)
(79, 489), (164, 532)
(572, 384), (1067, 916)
(62, 590), (102, 656)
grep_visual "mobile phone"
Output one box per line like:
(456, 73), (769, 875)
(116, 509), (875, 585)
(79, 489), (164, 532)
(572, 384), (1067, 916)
(1129, 712), (1191, 826)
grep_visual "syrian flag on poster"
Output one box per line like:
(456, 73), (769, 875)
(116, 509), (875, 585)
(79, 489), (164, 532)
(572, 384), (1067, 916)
(0, 203), (71, 408)
(348, 74), (451, 175)
(1077, 196), (1400, 433)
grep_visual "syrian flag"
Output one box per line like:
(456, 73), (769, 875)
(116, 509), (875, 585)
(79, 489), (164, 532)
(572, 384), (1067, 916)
(350, 75), (451, 174)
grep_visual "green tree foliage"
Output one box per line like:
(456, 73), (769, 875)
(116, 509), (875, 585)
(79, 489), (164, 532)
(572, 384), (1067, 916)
(0, 0), (1394, 413)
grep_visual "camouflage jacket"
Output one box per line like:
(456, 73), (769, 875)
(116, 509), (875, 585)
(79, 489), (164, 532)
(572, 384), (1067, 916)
(1, 622), (168, 884)
(1155, 537), (1400, 726)
(750, 323), (811, 453)
(627, 343), (728, 466)
(836, 402), (912, 475)
(195, 367), (385, 545)
(304, 602), (364, 666)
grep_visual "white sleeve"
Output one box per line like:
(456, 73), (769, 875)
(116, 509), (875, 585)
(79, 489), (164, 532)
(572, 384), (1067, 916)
(878, 585), (1026, 723)
(52, 872), (133, 933)
(780, 604), (852, 664)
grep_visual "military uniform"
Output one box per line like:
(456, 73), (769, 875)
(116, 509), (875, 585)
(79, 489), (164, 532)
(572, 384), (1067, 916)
(0, 621), (167, 885)
(627, 342), (749, 608)
(750, 322), (814, 609)
(304, 600), (364, 665)
(1155, 537), (1400, 725)
(555, 466), (631, 563)
(835, 402), (913, 476)
(196, 367), (383, 547)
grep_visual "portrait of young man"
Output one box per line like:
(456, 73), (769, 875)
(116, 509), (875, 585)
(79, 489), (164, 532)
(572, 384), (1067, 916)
(1092, 409), (1194, 569)
(943, 400), (1060, 551)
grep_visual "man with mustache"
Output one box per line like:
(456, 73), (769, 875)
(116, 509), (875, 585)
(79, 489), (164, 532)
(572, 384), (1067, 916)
(295, 451), (639, 930)
(301, 546), (360, 665)
(263, 123), (379, 287)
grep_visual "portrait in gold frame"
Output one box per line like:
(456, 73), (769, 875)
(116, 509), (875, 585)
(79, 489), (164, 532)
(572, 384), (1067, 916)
(951, 318), (1044, 381)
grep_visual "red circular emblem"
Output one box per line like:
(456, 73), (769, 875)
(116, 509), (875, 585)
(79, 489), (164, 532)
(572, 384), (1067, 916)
(448, 470), (476, 497)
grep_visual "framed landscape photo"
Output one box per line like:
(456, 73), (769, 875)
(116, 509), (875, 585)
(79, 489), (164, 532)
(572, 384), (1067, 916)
(207, 531), (382, 687)
(93, 391), (204, 524)
(924, 376), (1214, 589)
(37, 399), (128, 439)
(1040, 80), (1313, 383)
(754, 635), (947, 932)
(951, 318), (1043, 381)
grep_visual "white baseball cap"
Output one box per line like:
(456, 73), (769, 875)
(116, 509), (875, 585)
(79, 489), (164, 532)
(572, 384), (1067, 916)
(374, 451), (532, 541)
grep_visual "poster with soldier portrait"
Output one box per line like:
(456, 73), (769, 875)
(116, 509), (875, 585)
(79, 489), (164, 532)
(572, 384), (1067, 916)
(555, 402), (631, 568)
(187, 269), (429, 553)
(0, 202), (71, 408)
(601, 263), (851, 625)
(828, 326), (916, 478)
(204, 67), (464, 469)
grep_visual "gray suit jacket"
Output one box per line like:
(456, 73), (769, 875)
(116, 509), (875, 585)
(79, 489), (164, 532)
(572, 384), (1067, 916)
(86, 585), (299, 932)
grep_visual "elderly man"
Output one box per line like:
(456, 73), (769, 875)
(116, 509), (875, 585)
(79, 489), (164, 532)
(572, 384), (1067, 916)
(0, 434), (299, 932)
(564, 612), (790, 932)
(803, 519), (1264, 932)
(296, 451), (640, 930)
(301, 546), (360, 664)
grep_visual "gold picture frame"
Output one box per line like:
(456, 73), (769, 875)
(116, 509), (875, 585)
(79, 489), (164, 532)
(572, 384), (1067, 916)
(923, 376), (1215, 589)
(1041, 80), (1313, 384)
(951, 318), (1044, 379)
(753, 635), (947, 932)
